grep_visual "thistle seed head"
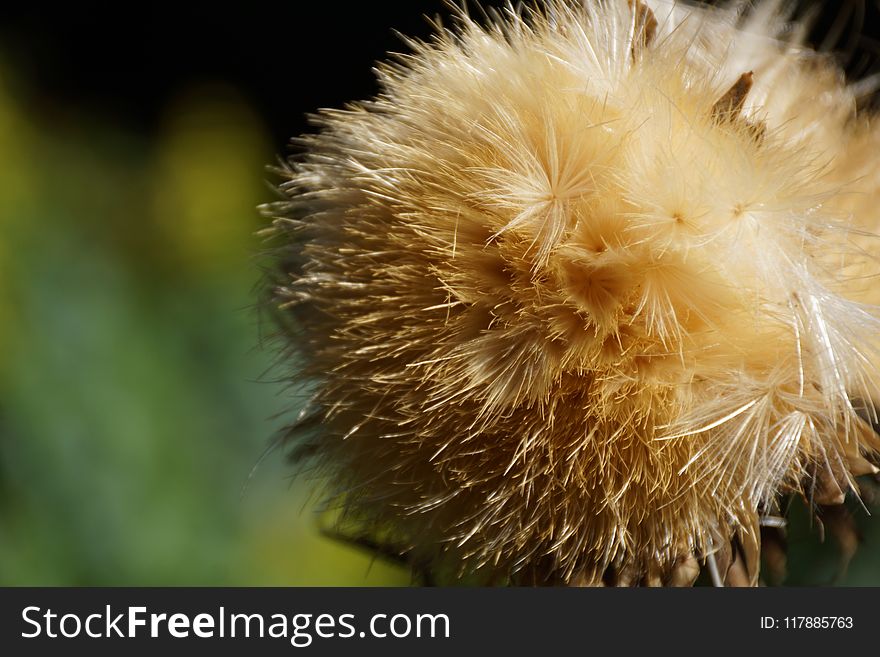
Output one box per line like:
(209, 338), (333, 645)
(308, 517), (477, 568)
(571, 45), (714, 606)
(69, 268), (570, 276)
(264, 0), (880, 585)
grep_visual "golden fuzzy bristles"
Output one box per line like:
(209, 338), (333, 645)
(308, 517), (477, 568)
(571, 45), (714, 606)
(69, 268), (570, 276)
(264, 0), (880, 585)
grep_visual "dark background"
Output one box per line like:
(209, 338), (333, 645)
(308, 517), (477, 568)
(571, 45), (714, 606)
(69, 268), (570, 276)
(0, 2), (451, 149)
(0, 1), (879, 586)
(0, 1), (878, 148)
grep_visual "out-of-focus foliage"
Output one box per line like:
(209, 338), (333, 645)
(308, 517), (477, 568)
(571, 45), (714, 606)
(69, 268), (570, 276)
(0, 61), (408, 585)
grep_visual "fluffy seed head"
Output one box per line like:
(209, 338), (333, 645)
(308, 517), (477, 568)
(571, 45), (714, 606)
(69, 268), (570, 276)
(264, 0), (880, 585)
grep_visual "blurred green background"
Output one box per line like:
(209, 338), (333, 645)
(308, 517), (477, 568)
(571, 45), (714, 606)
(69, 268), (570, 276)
(0, 1), (879, 586)
(0, 59), (411, 586)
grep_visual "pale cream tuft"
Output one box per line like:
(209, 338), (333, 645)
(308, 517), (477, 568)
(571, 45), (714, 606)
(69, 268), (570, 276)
(264, 0), (880, 585)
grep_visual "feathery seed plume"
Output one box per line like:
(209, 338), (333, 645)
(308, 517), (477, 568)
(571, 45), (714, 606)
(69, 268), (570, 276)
(262, 0), (880, 585)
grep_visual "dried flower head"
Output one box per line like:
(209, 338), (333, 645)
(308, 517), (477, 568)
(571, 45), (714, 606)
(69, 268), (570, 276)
(263, 0), (880, 585)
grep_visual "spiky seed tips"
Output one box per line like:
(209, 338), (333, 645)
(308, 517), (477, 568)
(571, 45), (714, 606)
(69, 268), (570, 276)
(265, 0), (880, 585)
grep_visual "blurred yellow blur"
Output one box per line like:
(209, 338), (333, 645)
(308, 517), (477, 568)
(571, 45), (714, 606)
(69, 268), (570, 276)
(152, 85), (270, 277)
(0, 62), (35, 383)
